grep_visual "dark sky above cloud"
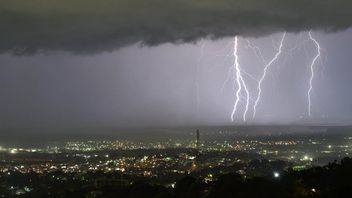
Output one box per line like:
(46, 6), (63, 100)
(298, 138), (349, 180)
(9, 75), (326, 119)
(1, 0), (351, 54)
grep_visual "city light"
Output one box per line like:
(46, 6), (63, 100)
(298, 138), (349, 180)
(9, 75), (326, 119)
(273, 172), (280, 178)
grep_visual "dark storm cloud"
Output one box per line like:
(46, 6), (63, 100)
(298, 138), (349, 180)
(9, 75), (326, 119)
(1, 0), (351, 54)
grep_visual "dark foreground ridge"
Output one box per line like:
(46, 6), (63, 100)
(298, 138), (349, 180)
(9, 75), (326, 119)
(1, 157), (352, 198)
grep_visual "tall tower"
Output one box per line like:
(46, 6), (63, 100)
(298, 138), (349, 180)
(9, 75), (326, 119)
(196, 129), (200, 149)
(191, 129), (201, 172)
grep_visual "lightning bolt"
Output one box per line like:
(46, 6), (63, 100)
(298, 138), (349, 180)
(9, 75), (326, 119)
(231, 36), (250, 122)
(222, 32), (322, 122)
(245, 39), (266, 65)
(253, 32), (286, 118)
(195, 40), (205, 120)
(307, 31), (321, 117)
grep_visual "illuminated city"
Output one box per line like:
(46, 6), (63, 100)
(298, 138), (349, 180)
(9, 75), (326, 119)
(0, 126), (352, 196)
(1, 0), (352, 197)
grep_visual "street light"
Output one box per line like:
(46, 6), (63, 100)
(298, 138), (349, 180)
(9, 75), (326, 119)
(273, 172), (280, 178)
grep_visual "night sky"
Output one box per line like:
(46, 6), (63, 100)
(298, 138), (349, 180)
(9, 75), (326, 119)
(1, 0), (352, 133)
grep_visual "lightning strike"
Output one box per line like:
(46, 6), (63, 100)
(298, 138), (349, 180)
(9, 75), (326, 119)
(195, 41), (205, 119)
(307, 31), (321, 117)
(253, 32), (286, 118)
(245, 39), (266, 65)
(231, 36), (250, 122)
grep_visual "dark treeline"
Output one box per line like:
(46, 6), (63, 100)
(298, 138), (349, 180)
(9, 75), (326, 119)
(2, 157), (352, 197)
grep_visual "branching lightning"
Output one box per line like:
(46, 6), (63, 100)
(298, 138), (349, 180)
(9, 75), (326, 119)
(252, 32), (286, 118)
(307, 31), (321, 117)
(245, 39), (266, 65)
(216, 31), (323, 123)
(231, 36), (250, 122)
(195, 40), (205, 119)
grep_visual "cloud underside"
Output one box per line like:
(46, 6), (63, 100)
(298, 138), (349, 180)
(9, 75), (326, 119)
(1, 0), (351, 54)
